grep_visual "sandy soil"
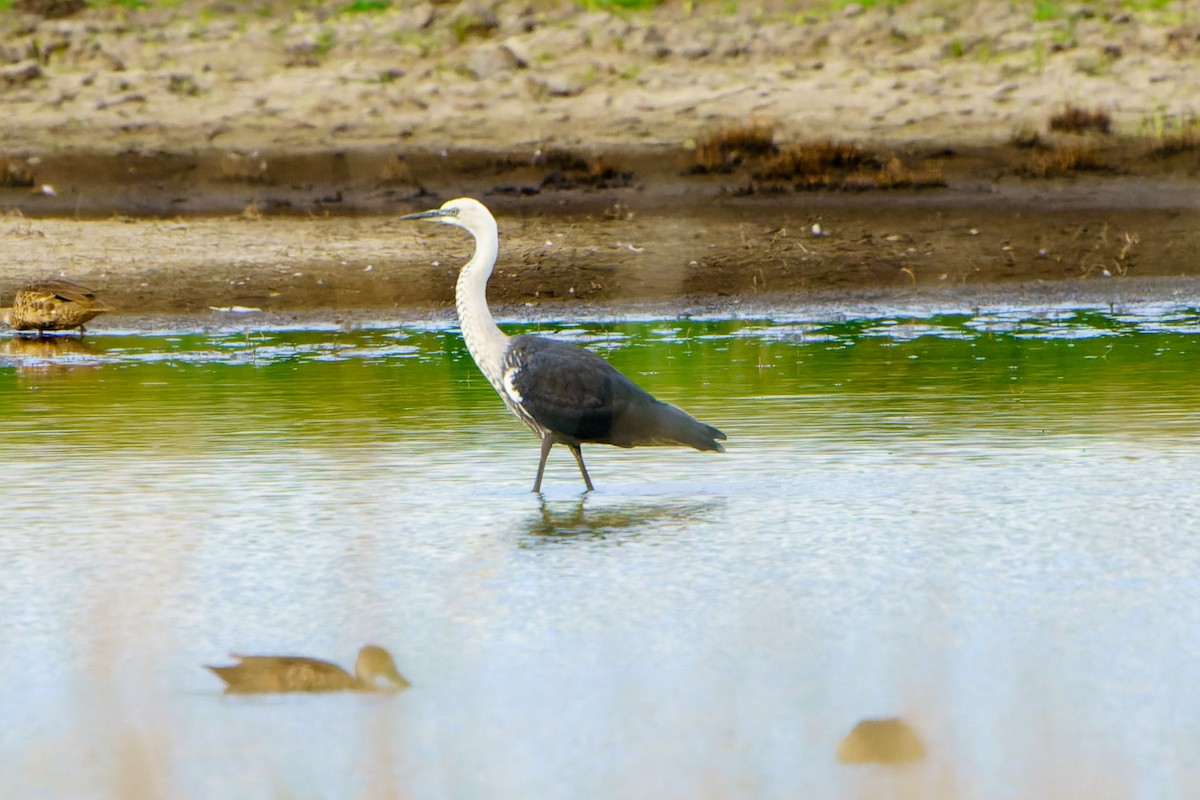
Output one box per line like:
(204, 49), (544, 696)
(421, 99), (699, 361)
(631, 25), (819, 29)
(1, 0), (1199, 318)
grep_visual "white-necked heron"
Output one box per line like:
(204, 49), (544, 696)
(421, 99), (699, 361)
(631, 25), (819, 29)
(401, 197), (726, 492)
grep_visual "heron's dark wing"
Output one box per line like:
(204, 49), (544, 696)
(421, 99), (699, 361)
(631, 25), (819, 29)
(506, 335), (725, 450)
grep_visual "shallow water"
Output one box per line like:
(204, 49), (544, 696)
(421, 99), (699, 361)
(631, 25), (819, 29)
(2, 302), (1199, 799)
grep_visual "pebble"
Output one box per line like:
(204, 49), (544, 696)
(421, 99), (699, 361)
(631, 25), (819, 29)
(0, 60), (42, 87)
(466, 44), (525, 80)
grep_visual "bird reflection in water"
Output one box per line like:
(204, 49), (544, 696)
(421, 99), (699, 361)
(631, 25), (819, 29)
(836, 717), (926, 765)
(1, 334), (100, 373)
(521, 496), (718, 545)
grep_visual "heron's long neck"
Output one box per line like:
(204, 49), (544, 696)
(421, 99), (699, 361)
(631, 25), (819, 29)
(456, 221), (509, 389)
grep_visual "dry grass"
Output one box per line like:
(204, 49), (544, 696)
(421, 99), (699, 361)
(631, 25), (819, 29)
(694, 130), (943, 191)
(691, 123), (778, 173)
(872, 156), (947, 189)
(1146, 116), (1200, 158)
(1149, 130), (1200, 157)
(1049, 104), (1112, 135)
(378, 153), (418, 186)
(751, 139), (862, 182)
(0, 158), (35, 188)
(580, 157), (632, 187)
(535, 147), (632, 190)
(1026, 143), (1111, 177)
(535, 146), (591, 172)
(1010, 126), (1044, 149)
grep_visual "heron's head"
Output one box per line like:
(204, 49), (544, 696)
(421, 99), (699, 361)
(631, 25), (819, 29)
(355, 644), (411, 691)
(399, 197), (494, 234)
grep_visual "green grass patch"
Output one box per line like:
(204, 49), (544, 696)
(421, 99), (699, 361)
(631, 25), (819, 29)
(341, 0), (389, 13)
(1032, 1), (1063, 21)
(578, 0), (665, 9)
(315, 27), (337, 57)
(1121, 0), (1173, 10)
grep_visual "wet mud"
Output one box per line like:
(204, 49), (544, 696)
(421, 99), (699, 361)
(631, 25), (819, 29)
(1, 142), (1199, 320)
(2, 1), (1200, 318)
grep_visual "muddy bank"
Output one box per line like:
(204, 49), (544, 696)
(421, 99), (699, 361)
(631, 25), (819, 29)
(4, 136), (1200, 218)
(2, 192), (1198, 319)
(3, 0), (1200, 154)
(1, 138), (1198, 318)
(2, 0), (1200, 316)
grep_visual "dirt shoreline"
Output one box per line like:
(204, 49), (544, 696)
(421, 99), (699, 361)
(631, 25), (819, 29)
(1, 188), (1197, 317)
(2, 1), (1200, 317)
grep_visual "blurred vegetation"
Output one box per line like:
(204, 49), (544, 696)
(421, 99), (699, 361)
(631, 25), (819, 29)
(0, 0), (1184, 17)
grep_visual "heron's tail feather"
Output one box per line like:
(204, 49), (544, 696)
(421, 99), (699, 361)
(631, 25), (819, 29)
(616, 400), (726, 451)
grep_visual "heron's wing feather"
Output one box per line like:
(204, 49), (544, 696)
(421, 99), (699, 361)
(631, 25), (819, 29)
(507, 336), (725, 450)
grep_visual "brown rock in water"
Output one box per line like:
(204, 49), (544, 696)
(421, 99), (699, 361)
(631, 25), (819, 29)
(837, 717), (927, 764)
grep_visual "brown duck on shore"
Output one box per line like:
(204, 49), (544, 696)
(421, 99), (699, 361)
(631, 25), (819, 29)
(206, 644), (411, 694)
(1, 279), (111, 334)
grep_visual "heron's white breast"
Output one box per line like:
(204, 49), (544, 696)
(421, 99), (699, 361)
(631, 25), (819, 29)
(501, 365), (523, 402)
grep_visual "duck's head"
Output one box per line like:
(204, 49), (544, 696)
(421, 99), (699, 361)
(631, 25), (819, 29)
(355, 644), (411, 691)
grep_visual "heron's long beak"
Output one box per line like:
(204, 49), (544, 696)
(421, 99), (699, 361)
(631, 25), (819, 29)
(399, 208), (452, 221)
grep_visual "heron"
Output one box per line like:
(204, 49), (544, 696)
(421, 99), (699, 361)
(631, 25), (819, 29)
(205, 644), (410, 694)
(401, 197), (726, 492)
(1, 278), (111, 335)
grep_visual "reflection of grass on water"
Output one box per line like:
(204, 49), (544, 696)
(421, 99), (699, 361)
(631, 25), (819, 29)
(2, 311), (1199, 455)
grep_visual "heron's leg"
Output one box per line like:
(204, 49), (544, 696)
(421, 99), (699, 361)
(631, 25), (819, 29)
(568, 444), (595, 492)
(532, 436), (554, 493)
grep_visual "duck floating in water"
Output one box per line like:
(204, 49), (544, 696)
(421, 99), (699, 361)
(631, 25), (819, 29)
(1, 279), (111, 335)
(206, 644), (410, 694)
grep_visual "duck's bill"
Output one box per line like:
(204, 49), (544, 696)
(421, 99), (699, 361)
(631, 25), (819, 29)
(380, 669), (412, 690)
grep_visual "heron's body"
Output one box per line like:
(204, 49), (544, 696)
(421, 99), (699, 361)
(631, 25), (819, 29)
(402, 197), (725, 491)
(205, 644), (410, 694)
(1, 279), (111, 334)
